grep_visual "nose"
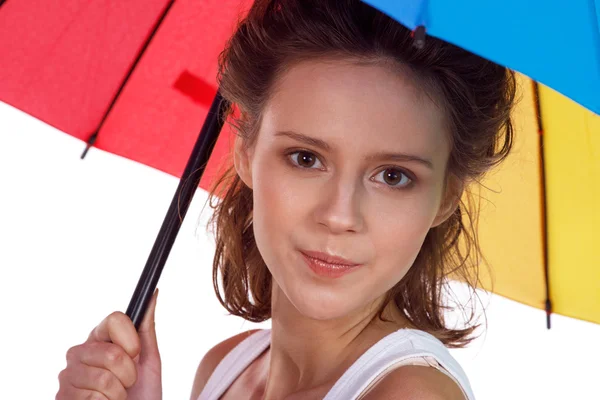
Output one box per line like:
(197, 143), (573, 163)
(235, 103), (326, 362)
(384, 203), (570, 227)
(314, 174), (365, 234)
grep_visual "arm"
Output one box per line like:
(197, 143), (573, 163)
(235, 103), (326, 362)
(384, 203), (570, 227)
(189, 329), (262, 400)
(361, 366), (467, 400)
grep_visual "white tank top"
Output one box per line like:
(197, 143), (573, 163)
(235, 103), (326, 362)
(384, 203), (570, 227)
(198, 328), (475, 400)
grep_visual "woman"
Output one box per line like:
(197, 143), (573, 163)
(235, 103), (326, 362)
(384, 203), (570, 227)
(56, 0), (516, 399)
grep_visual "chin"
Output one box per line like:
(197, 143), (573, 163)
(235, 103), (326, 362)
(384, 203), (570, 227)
(286, 284), (364, 321)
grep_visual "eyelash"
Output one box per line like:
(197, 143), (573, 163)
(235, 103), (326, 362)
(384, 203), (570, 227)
(286, 149), (326, 170)
(285, 149), (415, 190)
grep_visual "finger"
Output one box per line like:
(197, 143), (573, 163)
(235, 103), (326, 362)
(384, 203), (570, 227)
(61, 364), (127, 400)
(138, 288), (160, 364)
(139, 288), (159, 334)
(67, 342), (137, 389)
(87, 311), (140, 360)
(57, 386), (109, 400)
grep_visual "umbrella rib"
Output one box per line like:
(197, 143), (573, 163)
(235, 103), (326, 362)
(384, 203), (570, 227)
(81, 0), (176, 159)
(532, 81), (553, 330)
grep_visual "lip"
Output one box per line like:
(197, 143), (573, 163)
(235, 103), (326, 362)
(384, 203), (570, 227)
(300, 250), (362, 278)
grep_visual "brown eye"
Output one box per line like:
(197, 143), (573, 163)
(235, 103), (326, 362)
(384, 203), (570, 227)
(374, 168), (412, 188)
(290, 151), (322, 169)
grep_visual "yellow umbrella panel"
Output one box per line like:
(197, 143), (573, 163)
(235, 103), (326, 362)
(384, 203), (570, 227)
(469, 75), (600, 326)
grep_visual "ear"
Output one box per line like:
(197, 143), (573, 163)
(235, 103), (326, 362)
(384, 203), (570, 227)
(431, 173), (464, 228)
(233, 135), (254, 189)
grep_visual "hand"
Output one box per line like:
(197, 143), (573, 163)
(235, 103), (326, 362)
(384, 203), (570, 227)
(56, 289), (162, 400)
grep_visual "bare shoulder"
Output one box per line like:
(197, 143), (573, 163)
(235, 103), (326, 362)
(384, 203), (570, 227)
(362, 366), (467, 400)
(189, 329), (263, 400)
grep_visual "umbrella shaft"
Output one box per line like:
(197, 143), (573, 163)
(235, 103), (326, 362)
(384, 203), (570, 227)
(125, 91), (229, 330)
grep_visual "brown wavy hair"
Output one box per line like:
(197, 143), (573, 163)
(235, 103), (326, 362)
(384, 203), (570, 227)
(207, 0), (516, 348)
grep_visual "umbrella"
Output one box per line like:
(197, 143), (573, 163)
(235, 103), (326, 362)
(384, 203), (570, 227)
(0, 0), (598, 329)
(0, 0), (247, 327)
(364, 0), (600, 115)
(473, 75), (599, 327)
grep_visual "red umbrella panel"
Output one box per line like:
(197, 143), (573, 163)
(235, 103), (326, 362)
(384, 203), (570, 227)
(0, 0), (253, 326)
(0, 0), (248, 190)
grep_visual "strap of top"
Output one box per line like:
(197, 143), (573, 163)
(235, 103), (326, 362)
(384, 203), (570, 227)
(323, 329), (475, 400)
(197, 329), (271, 400)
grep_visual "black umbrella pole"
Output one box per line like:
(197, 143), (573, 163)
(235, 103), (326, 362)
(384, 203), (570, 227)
(125, 91), (229, 330)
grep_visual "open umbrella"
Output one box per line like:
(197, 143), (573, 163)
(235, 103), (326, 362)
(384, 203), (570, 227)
(0, 0), (247, 327)
(473, 75), (599, 327)
(365, 0), (600, 115)
(0, 0), (598, 329)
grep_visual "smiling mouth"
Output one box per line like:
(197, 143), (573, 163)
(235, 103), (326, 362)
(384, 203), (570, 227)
(299, 250), (362, 278)
(300, 250), (359, 266)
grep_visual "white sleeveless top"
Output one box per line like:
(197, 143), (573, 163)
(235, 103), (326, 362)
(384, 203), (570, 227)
(198, 328), (475, 400)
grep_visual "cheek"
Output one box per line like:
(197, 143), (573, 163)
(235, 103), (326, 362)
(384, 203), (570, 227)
(249, 152), (313, 267)
(368, 189), (438, 273)
(251, 148), (326, 230)
(253, 157), (301, 227)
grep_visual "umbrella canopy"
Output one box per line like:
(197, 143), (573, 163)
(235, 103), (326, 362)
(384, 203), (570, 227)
(474, 75), (599, 326)
(0, 0), (598, 326)
(0, 0), (243, 188)
(364, 0), (600, 115)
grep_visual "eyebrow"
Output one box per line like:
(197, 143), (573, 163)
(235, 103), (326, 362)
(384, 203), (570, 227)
(274, 130), (434, 170)
(275, 130), (332, 151)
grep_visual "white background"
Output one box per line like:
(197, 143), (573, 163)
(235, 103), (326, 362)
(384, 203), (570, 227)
(1, 101), (599, 399)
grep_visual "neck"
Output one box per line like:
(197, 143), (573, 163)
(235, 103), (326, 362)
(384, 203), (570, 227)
(261, 284), (413, 400)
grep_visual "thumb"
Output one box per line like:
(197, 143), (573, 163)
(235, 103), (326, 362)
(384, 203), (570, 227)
(136, 288), (160, 364)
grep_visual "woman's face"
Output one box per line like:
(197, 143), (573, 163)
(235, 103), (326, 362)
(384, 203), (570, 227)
(235, 59), (458, 321)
